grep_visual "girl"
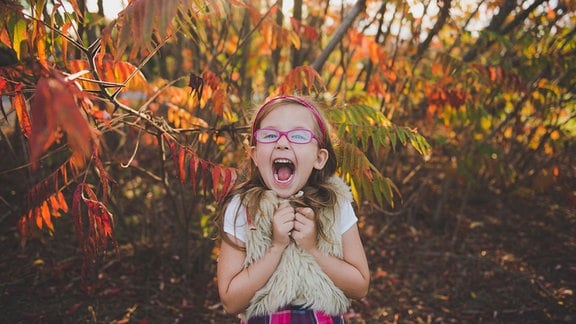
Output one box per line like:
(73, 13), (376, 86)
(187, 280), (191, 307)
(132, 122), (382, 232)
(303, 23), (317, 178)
(217, 95), (370, 323)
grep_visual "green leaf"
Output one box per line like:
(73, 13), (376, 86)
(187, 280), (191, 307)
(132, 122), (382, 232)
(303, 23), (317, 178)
(11, 18), (27, 60)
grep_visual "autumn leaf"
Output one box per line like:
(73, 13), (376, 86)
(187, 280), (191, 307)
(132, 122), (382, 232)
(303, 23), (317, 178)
(276, 66), (326, 95)
(67, 53), (149, 94)
(179, 147), (187, 183)
(212, 87), (227, 117)
(218, 168), (237, 202)
(29, 73), (96, 170)
(40, 200), (53, 232)
(72, 183), (118, 286)
(13, 90), (31, 138)
(290, 17), (319, 41)
(211, 164), (221, 200)
(106, 0), (179, 59)
(189, 153), (199, 193)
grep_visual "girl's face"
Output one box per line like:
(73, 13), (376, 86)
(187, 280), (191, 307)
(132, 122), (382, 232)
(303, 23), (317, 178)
(251, 103), (329, 198)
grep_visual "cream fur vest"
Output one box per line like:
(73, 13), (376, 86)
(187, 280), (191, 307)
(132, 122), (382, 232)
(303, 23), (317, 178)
(242, 176), (352, 319)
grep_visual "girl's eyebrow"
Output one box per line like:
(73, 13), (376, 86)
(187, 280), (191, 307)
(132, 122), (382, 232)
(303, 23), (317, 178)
(259, 127), (311, 130)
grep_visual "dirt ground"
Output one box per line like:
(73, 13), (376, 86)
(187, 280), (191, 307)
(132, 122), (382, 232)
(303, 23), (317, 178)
(1, 187), (575, 323)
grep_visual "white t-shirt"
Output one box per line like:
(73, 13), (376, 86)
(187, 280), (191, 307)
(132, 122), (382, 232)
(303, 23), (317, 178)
(223, 194), (358, 242)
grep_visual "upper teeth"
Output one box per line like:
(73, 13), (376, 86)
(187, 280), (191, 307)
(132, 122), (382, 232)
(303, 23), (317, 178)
(275, 159), (291, 163)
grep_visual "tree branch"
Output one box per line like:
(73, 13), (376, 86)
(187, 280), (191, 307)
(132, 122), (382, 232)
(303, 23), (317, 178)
(311, 0), (366, 72)
(416, 0), (451, 58)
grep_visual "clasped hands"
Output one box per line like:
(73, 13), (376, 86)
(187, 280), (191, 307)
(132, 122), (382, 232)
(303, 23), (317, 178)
(272, 201), (317, 252)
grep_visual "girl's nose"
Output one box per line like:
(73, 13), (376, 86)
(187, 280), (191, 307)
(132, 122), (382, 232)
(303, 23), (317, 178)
(275, 134), (290, 149)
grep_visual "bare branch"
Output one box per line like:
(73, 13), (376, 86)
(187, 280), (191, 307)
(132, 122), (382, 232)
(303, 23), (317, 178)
(311, 0), (366, 72)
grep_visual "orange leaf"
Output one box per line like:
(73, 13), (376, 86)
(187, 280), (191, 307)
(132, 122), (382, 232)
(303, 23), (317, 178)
(61, 22), (73, 67)
(36, 36), (48, 69)
(67, 53), (149, 94)
(212, 87), (226, 117)
(41, 200), (54, 232)
(0, 28), (11, 48)
(35, 207), (43, 230)
(49, 194), (61, 217)
(49, 192), (68, 217)
(13, 91), (31, 138)
(65, 0), (84, 18)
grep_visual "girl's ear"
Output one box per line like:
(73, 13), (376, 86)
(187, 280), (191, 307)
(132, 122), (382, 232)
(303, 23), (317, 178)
(313, 148), (329, 170)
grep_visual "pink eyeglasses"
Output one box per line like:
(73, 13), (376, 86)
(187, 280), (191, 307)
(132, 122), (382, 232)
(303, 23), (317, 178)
(253, 128), (318, 144)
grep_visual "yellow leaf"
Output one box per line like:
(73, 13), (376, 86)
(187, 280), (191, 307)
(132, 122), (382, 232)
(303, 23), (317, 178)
(469, 221), (484, 229)
(33, 259), (45, 266)
(288, 30), (301, 50)
(480, 116), (491, 130)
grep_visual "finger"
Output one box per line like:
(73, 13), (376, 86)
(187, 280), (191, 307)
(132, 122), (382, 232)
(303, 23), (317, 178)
(295, 207), (314, 220)
(294, 212), (312, 225)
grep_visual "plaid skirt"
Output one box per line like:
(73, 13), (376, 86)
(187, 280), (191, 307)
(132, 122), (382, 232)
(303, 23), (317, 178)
(242, 306), (345, 324)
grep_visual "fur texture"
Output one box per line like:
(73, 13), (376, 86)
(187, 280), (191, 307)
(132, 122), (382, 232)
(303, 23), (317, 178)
(243, 176), (352, 319)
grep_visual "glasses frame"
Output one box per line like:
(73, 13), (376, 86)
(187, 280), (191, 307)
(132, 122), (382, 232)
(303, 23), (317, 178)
(253, 128), (318, 144)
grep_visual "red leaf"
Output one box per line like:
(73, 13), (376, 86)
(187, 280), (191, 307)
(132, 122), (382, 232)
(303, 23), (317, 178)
(168, 138), (179, 168)
(92, 147), (113, 202)
(189, 153), (198, 193)
(0, 77), (7, 93)
(219, 168), (237, 202)
(178, 147), (187, 183)
(212, 164), (221, 201)
(30, 74), (95, 169)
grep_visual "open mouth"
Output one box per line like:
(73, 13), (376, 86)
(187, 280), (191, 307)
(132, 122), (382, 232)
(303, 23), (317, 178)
(273, 158), (295, 183)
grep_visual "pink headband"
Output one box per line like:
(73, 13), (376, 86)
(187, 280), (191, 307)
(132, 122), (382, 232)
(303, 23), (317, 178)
(253, 95), (327, 145)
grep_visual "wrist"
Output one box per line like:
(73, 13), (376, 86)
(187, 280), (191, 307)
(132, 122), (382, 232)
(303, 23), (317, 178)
(307, 247), (323, 258)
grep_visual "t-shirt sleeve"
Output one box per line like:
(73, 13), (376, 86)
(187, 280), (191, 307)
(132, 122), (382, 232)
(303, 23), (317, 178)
(223, 195), (247, 242)
(339, 200), (358, 234)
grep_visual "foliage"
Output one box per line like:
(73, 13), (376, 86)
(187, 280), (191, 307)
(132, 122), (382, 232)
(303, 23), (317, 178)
(0, 1), (574, 320)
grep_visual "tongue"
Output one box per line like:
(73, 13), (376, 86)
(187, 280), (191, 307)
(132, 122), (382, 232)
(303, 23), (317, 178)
(277, 166), (292, 181)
